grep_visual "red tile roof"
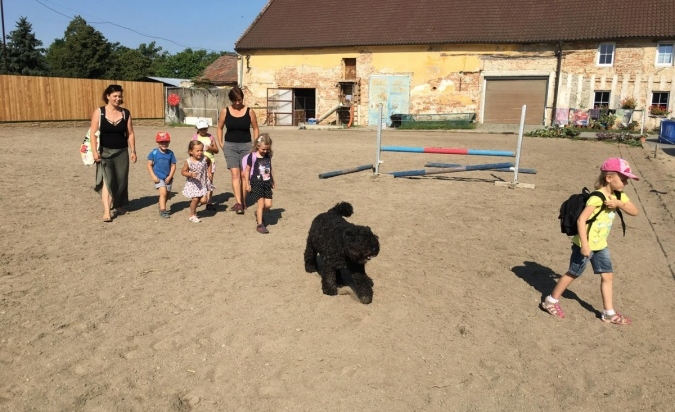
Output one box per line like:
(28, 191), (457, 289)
(236, 0), (675, 51)
(198, 54), (238, 85)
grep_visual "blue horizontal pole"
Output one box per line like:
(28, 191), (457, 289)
(319, 164), (373, 179)
(389, 169), (427, 177)
(381, 146), (425, 153)
(466, 149), (515, 157)
(425, 162), (536, 174)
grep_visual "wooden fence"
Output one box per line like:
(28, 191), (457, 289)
(0, 75), (164, 122)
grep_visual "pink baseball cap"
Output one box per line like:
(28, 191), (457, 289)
(601, 157), (639, 180)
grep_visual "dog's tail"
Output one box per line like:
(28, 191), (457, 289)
(329, 201), (353, 217)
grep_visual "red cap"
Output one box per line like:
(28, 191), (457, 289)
(155, 132), (171, 142)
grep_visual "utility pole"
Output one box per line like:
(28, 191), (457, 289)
(0, 0), (8, 73)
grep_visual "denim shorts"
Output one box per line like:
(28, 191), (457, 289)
(154, 180), (172, 191)
(567, 244), (613, 276)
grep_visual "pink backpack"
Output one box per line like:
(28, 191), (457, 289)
(241, 151), (258, 178)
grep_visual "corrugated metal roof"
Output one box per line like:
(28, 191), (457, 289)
(235, 0), (675, 51)
(145, 77), (191, 87)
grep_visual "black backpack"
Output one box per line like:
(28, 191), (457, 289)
(559, 187), (625, 237)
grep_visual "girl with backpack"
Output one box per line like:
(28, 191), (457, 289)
(542, 158), (639, 325)
(243, 133), (275, 234)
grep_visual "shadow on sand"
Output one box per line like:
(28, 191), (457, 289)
(511, 260), (600, 318)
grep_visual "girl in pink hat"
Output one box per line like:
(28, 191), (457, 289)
(542, 157), (639, 325)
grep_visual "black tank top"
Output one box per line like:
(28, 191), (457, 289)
(224, 107), (252, 143)
(99, 106), (130, 149)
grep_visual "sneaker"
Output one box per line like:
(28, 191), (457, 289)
(232, 203), (245, 215)
(159, 210), (170, 219)
(205, 203), (217, 211)
(256, 224), (269, 234)
(189, 215), (201, 223)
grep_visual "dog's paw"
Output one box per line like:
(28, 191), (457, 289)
(305, 264), (317, 273)
(358, 294), (373, 304)
(322, 287), (338, 296)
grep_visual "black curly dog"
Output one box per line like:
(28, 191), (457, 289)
(304, 202), (380, 304)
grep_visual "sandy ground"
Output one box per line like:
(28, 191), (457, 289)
(1, 125), (675, 411)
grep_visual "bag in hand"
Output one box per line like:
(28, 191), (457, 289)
(80, 128), (100, 166)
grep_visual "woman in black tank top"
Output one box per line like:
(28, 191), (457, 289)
(90, 84), (137, 222)
(216, 86), (259, 214)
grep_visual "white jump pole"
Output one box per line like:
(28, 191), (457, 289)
(374, 103), (383, 175)
(495, 104), (535, 189)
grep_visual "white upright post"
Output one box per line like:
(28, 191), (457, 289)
(374, 104), (383, 175)
(495, 104), (535, 189)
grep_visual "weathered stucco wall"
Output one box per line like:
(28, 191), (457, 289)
(241, 40), (674, 128)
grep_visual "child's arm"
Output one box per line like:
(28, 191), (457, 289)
(271, 166), (276, 189)
(206, 158), (213, 180)
(208, 137), (219, 155)
(147, 160), (160, 183)
(576, 205), (596, 257)
(181, 161), (196, 178)
(605, 194), (639, 216)
(167, 163), (176, 183)
(244, 163), (252, 192)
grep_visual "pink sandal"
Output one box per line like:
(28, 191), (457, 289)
(601, 312), (631, 325)
(541, 300), (565, 318)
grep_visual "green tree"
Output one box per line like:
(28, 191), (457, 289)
(107, 44), (148, 80)
(45, 16), (112, 78)
(5, 17), (47, 76)
(152, 48), (223, 79)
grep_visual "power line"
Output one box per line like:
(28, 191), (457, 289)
(30, 0), (220, 52)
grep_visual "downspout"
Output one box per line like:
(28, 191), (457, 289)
(236, 52), (244, 88)
(551, 41), (563, 126)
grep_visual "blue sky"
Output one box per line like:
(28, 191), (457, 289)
(3, 0), (270, 54)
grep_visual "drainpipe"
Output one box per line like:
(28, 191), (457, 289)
(235, 52), (244, 88)
(551, 41), (563, 126)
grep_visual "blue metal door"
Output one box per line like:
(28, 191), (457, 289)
(368, 76), (410, 126)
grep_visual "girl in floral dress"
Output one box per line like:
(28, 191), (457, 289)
(181, 141), (214, 223)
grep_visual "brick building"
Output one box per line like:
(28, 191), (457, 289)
(234, 0), (675, 128)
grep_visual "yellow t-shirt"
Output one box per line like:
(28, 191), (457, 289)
(195, 134), (215, 162)
(573, 191), (628, 251)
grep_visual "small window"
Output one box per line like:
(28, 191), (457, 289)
(594, 91), (611, 108)
(597, 43), (615, 66)
(651, 92), (670, 115)
(656, 42), (674, 66)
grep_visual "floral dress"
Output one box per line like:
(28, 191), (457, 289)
(182, 156), (214, 198)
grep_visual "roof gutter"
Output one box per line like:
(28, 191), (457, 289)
(550, 41), (563, 126)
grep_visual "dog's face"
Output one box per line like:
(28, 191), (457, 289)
(342, 226), (380, 264)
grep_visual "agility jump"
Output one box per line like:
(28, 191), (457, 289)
(374, 104), (535, 189)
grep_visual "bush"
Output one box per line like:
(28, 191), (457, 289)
(524, 126), (580, 138)
(595, 131), (643, 146)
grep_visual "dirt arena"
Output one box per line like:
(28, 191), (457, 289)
(1, 125), (674, 411)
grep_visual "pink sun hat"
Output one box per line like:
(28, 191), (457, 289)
(601, 157), (639, 180)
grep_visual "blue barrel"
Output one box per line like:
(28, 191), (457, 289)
(659, 120), (675, 144)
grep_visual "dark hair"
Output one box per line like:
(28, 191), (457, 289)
(188, 140), (204, 153)
(228, 86), (244, 103)
(102, 84), (124, 103)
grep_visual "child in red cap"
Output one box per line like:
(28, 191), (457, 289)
(542, 157), (639, 324)
(147, 132), (177, 218)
